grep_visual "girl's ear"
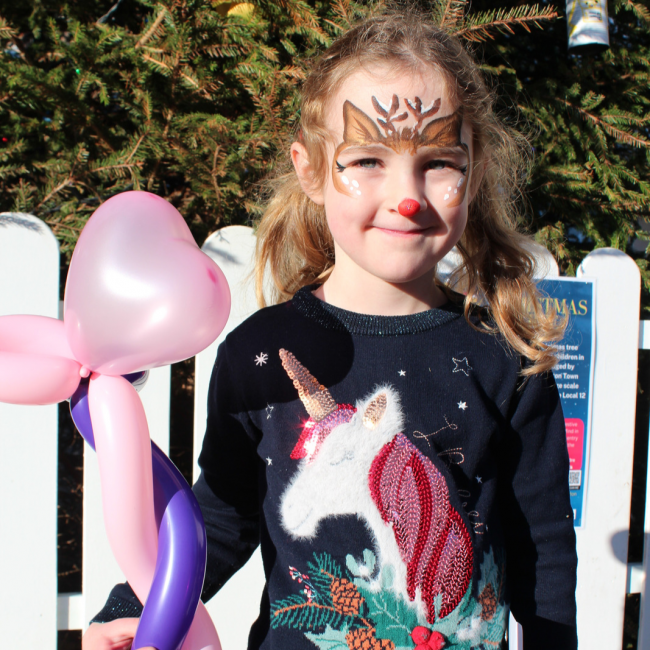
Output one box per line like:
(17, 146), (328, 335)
(291, 142), (325, 206)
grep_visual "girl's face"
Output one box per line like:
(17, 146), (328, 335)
(294, 67), (477, 294)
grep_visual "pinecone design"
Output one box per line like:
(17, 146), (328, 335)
(331, 577), (364, 616)
(478, 583), (498, 621)
(346, 627), (395, 650)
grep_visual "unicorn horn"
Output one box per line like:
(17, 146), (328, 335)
(279, 349), (337, 422)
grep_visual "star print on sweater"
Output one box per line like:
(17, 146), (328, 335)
(255, 352), (268, 366)
(452, 357), (472, 376)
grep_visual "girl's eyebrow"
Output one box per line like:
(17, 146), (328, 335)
(336, 144), (393, 157)
(337, 144), (469, 158)
(416, 145), (469, 158)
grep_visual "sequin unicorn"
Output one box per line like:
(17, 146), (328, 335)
(278, 349), (473, 623)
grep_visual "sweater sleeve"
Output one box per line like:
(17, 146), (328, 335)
(195, 338), (262, 600)
(90, 339), (261, 622)
(498, 370), (578, 649)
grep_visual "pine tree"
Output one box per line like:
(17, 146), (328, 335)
(0, 0), (337, 255)
(1, 0), (649, 298)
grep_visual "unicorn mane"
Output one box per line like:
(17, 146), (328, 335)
(369, 433), (473, 621)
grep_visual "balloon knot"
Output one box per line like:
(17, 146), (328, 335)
(80, 366), (91, 379)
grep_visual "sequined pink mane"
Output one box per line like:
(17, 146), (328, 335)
(369, 433), (473, 621)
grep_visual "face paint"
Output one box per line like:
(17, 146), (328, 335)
(332, 94), (469, 207)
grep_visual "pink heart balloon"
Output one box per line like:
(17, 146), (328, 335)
(64, 191), (230, 375)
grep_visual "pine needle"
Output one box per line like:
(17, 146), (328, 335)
(620, 0), (650, 24)
(455, 4), (558, 41)
(135, 8), (167, 49)
(556, 97), (650, 148)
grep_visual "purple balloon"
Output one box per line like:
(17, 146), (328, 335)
(69, 379), (205, 650)
(70, 379), (94, 449)
(136, 445), (206, 650)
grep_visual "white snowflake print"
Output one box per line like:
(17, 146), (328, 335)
(266, 404), (274, 419)
(398, 369), (406, 377)
(452, 357), (472, 376)
(475, 475), (483, 484)
(266, 457), (273, 466)
(457, 401), (468, 410)
(255, 352), (268, 366)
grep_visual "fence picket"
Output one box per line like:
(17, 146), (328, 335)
(198, 226), (265, 650)
(0, 213), (60, 647)
(575, 249), (640, 647)
(82, 365), (171, 627)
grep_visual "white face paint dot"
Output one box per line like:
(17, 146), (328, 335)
(341, 175), (350, 185)
(444, 193), (450, 201)
(447, 186), (452, 191)
(352, 179), (359, 188)
(356, 190), (362, 196)
(454, 189), (458, 194)
(457, 177), (464, 187)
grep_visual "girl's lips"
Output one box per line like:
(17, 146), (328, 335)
(375, 226), (434, 237)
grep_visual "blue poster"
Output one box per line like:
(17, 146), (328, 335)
(537, 278), (596, 528)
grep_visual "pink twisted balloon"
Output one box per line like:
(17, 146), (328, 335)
(0, 191), (230, 650)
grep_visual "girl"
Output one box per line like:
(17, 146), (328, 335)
(84, 8), (577, 650)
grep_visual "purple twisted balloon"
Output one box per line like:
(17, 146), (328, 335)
(71, 375), (206, 650)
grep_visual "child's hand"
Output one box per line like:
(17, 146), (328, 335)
(82, 619), (156, 650)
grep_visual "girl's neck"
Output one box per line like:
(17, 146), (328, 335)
(314, 264), (447, 316)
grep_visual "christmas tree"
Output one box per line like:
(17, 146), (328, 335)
(2, 0), (648, 293)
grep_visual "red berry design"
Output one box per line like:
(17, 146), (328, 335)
(410, 627), (445, 650)
(411, 627), (431, 645)
(426, 631), (445, 650)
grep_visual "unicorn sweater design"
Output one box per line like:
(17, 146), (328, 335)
(278, 349), (473, 624)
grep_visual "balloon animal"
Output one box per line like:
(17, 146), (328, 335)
(0, 191), (230, 650)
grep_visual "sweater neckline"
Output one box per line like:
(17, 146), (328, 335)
(292, 285), (462, 336)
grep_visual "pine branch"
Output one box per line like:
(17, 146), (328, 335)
(437, 0), (467, 31)
(455, 5), (558, 41)
(135, 8), (167, 49)
(271, 598), (349, 631)
(619, 0), (650, 24)
(555, 97), (650, 148)
(97, 0), (126, 25)
(36, 177), (75, 210)
(0, 15), (18, 41)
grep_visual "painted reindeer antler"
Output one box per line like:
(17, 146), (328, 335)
(372, 94), (408, 136)
(404, 97), (441, 132)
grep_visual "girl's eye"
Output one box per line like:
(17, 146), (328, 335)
(426, 159), (451, 171)
(355, 158), (379, 169)
(425, 160), (468, 174)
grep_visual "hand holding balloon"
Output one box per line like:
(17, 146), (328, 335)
(0, 192), (230, 650)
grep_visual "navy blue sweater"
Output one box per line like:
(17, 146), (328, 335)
(94, 287), (578, 650)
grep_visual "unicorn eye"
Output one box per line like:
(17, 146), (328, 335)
(329, 450), (355, 466)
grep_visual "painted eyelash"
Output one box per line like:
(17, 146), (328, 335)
(335, 161), (346, 173)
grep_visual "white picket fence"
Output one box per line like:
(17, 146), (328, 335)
(0, 212), (646, 649)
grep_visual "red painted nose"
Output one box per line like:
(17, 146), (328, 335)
(398, 198), (421, 217)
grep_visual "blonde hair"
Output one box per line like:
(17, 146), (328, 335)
(255, 9), (564, 375)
